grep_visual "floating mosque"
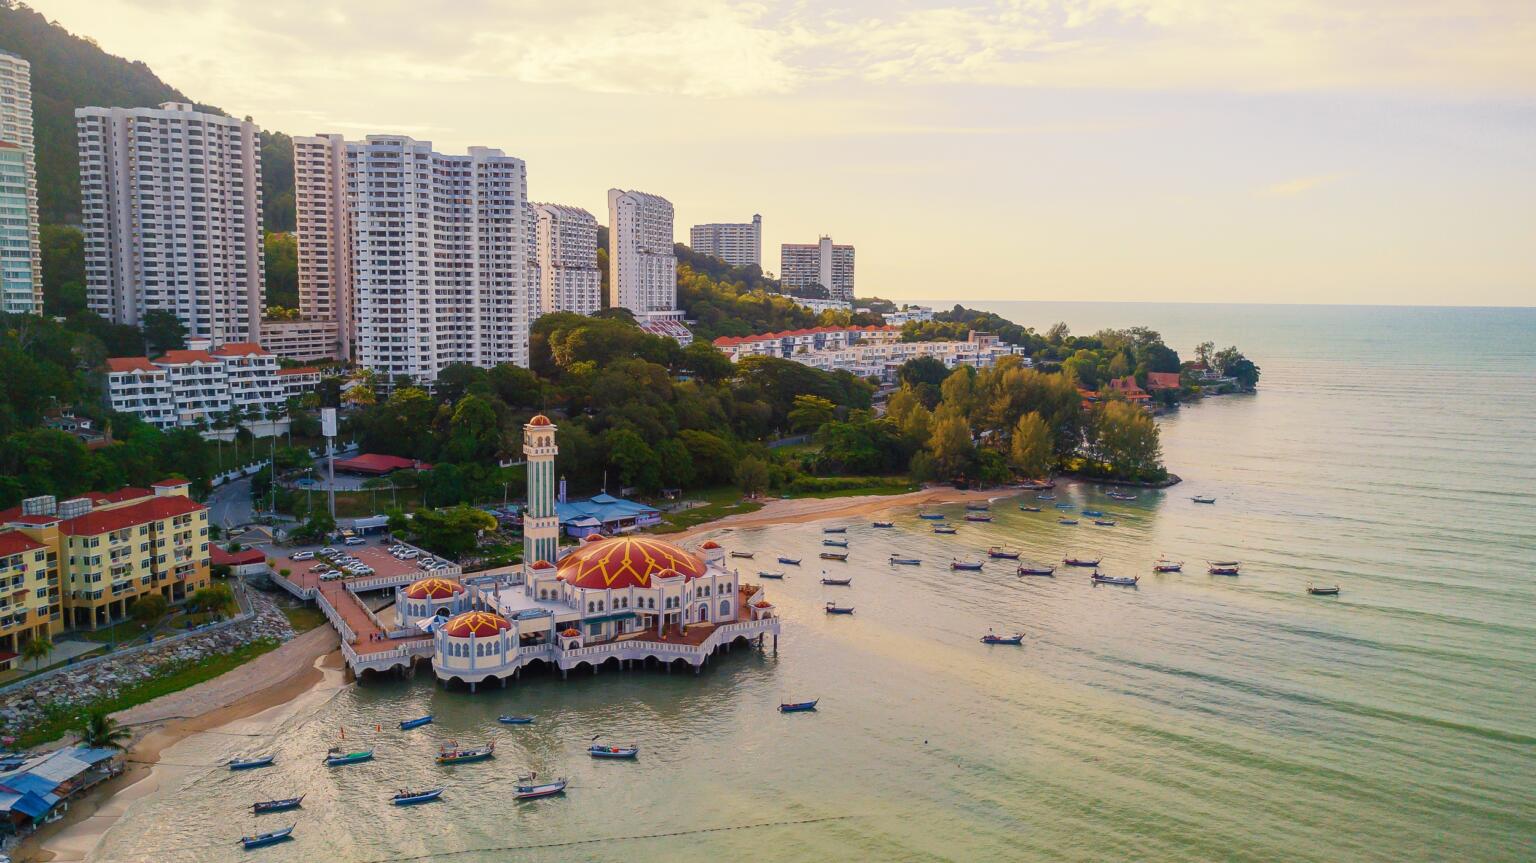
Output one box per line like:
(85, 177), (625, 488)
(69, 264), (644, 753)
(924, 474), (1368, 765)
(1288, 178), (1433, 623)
(396, 415), (781, 690)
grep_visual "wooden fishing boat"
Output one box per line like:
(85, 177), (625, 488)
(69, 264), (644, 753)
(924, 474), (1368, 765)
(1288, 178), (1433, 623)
(729, 550), (755, 559)
(964, 513), (993, 522)
(917, 511), (945, 520)
(1081, 509), (1105, 517)
(820, 576), (852, 586)
(778, 700), (819, 713)
(932, 525), (958, 535)
(1091, 572), (1139, 586)
(228, 755), (274, 771)
(778, 556), (801, 565)
(1106, 491), (1138, 501)
(1093, 519), (1117, 527)
(1207, 564), (1241, 576)
(950, 559), (983, 571)
(987, 547), (1021, 559)
(822, 538), (849, 548)
(240, 825), (294, 849)
(436, 742), (495, 764)
(1063, 556), (1101, 567)
(980, 633), (1024, 645)
(824, 603), (855, 615)
(1307, 584), (1341, 596)
(498, 715), (535, 725)
(823, 526), (848, 534)
(399, 714), (433, 730)
(1036, 493), (1056, 500)
(1019, 505), (1042, 512)
(1209, 559), (1241, 567)
(1191, 495), (1216, 504)
(889, 556), (921, 566)
(323, 748), (373, 767)
(252, 795), (303, 814)
(872, 521), (894, 528)
(758, 570), (786, 579)
(1017, 563), (1056, 576)
(819, 552), (848, 561)
(588, 743), (639, 759)
(391, 787), (445, 806)
(1152, 559), (1184, 573)
(514, 774), (568, 799)
(964, 502), (991, 511)
(1058, 518), (1080, 525)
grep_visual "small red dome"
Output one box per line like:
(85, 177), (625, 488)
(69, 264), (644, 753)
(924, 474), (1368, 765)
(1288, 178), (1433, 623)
(700, 541), (721, 550)
(582, 533), (606, 543)
(560, 628), (581, 637)
(530, 559), (555, 570)
(442, 611), (511, 638)
(405, 577), (464, 600)
(528, 414), (553, 426)
(753, 600), (772, 608)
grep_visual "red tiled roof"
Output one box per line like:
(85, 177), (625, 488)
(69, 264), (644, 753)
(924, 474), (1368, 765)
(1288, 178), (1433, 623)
(334, 454), (431, 475)
(0, 487), (154, 523)
(152, 478), (189, 488)
(210, 546), (266, 566)
(155, 350), (219, 365)
(1146, 372), (1181, 390)
(60, 496), (204, 536)
(211, 342), (271, 357)
(106, 357), (161, 373)
(0, 531), (45, 556)
(4, 514), (60, 526)
(713, 325), (897, 348)
(277, 366), (320, 376)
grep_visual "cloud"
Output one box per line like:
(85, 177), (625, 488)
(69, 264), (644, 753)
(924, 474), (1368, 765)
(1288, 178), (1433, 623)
(1262, 173), (1347, 197)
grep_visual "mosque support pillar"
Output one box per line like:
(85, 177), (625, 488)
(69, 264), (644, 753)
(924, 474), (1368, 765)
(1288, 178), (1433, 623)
(469, 681), (476, 693)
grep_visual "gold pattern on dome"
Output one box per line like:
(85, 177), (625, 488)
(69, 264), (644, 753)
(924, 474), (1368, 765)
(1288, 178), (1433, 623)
(557, 536), (707, 589)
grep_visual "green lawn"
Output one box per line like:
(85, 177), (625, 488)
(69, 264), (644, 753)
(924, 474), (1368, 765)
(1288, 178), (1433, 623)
(287, 487), (424, 519)
(18, 638), (282, 748)
(786, 479), (919, 499)
(650, 486), (765, 533)
(280, 605), (326, 633)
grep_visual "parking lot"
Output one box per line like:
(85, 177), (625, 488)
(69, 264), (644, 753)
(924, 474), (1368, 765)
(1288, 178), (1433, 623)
(270, 537), (451, 592)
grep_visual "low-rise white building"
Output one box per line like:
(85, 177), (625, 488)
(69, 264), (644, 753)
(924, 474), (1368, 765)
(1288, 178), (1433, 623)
(883, 306), (934, 325)
(258, 319), (341, 361)
(276, 366), (324, 399)
(714, 328), (1024, 382)
(788, 296), (852, 315)
(104, 343), (290, 435)
(711, 325), (901, 361)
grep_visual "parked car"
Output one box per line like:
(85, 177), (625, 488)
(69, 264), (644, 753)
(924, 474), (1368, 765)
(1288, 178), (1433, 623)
(308, 563), (328, 573)
(344, 537), (366, 546)
(292, 551), (315, 561)
(320, 547), (338, 555)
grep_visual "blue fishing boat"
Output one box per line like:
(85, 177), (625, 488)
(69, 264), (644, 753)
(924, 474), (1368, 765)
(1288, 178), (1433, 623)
(988, 547), (1021, 559)
(1153, 558), (1183, 573)
(241, 825), (294, 850)
(1037, 493), (1056, 500)
(820, 575), (852, 586)
(1059, 518), (1079, 525)
(228, 755), (274, 771)
(399, 714), (433, 730)
(1055, 503), (1075, 509)
(918, 511), (945, 520)
(252, 795), (303, 814)
(824, 603), (855, 615)
(514, 773), (568, 799)
(324, 748), (373, 767)
(950, 559), (983, 571)
(498, 715), (535, 725)
(889, 556), (921, 566)
(778, 556), (801, 565)
(778, 700), (819, 713)
(391, 787), (445, 806)
(872, 521), (894, 528)
(933, 525), (958, 535)
(823, 527), (847, 534)
(980, 632), (1024, 645)
(822, 538), (849, 548)
(588, 740), (639, 759)
(1063, 556), (1102, 567)
(1094, 519), (1117, 527)
(1017, 563), (1056, 576)
(437, 742), (495, 764)
(964, 513), (993, 522)
(1208, 564), (1241, 576)
(1091, 572), (1139, 586)
(820, 551), (848, 561)
(1081, 509), (1104, 517)
(758, 570), (786, 579)
(1307, 584), (1341, 596)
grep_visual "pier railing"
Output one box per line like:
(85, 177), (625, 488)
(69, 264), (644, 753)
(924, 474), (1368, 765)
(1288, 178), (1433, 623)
(315, 589), (357, 644)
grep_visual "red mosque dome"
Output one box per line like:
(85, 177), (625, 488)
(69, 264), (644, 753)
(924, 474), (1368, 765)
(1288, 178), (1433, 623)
(700, 540), (721, 550)
(528, 414), (553, 426)
(405, 577), (464, 600)
(442, 610), (511, 638)
(555, 535), (707, 590)
(530, 559), (555, 570)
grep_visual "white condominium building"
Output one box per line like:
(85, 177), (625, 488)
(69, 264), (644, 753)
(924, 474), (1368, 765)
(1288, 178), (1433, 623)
(104, 343), (287, 434)
(713, 328), (1022, 382)
(607, 189), (676, 314)
(689, 214), (761, 268)
(76, 103), (264, 342)
(524, 202), (542, 320)
(883, 305), (934, 325)
(711, 325), (901, 361)
(0, 51), (41, 314)
(292, 133), (351, 354)
(780, 236), (855, 301)
(531, 203), (601, 317)
(294, 134), (532, 384)
(257, 318), (341, 362)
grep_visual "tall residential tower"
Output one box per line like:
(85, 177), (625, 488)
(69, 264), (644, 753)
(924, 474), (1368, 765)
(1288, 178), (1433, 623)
(76, 103), (264, 342)
(606, 189), (676, 315)
(531, 203), (601, 317)
(689, 214), (761, 268)
(780, 236), (855, 301)
(0, 50), (41, 314)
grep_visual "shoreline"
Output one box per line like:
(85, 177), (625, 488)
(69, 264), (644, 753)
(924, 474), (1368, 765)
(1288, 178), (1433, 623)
(19, 625), (343, 863)
(668, 484), (1004, 540)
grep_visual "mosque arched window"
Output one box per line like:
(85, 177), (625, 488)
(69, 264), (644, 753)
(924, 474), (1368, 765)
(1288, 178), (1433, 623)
(720, 600), (731, 618)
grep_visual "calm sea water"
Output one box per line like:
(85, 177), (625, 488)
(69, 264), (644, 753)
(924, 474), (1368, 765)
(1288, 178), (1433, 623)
(94, 304), (1536, 862)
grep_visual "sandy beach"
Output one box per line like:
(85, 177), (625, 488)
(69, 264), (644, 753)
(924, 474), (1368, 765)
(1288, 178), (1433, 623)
(670, 485), (1007, 540)
(19, 625), (342, 863)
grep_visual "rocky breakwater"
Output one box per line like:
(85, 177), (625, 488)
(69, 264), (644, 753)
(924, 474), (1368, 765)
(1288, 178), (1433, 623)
(0, 591), (295, 741)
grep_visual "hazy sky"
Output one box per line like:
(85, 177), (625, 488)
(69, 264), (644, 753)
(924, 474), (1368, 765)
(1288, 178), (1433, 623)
(35, 0), (1535, 305)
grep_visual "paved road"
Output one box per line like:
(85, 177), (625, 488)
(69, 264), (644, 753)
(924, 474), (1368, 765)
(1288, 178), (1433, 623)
(207, 476), (254, 531)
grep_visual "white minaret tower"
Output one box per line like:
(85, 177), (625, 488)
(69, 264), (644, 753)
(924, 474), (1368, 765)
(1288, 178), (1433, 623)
(523, 414), (560, 567)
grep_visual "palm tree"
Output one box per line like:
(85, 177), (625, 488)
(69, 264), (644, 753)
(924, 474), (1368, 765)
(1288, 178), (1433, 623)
(80, 708), (132, 750)
(20, 635), (53, 670)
